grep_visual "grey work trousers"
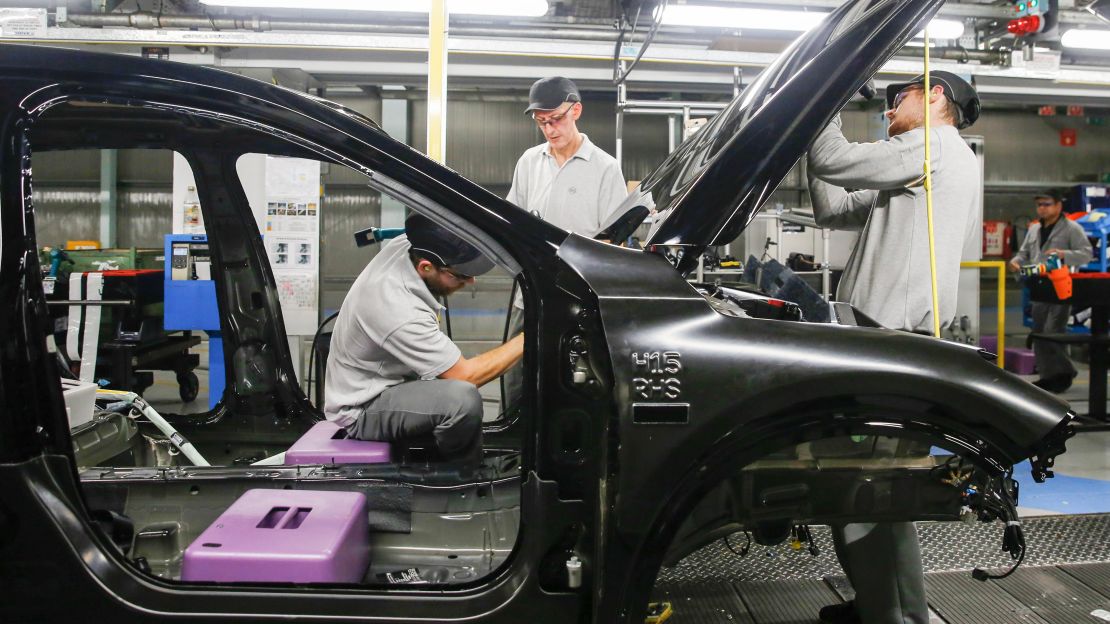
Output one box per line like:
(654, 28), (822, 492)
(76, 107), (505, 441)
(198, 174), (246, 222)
(347, 378), (483, 460)
(832, 521), (928, 624)
(1031, 300), (1075, 380)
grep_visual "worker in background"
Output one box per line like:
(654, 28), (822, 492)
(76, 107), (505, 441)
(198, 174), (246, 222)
(502, 76), (628, 416)
(507, 75), (627, 234)
(807, 71), (982, 624)
(1009, 189), (1093, 393)
(324, 212), (523, 461)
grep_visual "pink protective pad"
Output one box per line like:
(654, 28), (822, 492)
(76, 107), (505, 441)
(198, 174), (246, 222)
(181, 488), (370, 583)
(285, 421), (392, 464)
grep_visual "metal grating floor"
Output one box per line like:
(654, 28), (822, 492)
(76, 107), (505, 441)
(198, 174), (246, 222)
(653, 515), (1110, 623)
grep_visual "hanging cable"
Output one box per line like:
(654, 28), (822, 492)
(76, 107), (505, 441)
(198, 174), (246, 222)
(923, 28), (942, 338)
(613, 0), (668, 85)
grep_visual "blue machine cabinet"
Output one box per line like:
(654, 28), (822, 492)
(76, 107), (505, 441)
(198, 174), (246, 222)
(164, 234), (224, 409)
(1071, 185), (1110, 272)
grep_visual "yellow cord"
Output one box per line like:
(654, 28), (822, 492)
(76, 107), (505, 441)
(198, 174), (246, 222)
(923, 28), (941, 338)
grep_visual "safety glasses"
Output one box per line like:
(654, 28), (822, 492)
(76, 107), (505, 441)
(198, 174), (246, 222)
(532, 103), (575, 129)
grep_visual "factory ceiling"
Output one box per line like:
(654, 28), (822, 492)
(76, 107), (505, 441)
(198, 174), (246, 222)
(3, 0), (1110, 104)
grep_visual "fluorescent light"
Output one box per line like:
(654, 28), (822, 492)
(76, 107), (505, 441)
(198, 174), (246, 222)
(662, 7), (964, 41)
(661, 6), (827, 32)
(914, 19), (965, 40)
(1061, 28), (1110, 51)
(198, 0), (549, 17)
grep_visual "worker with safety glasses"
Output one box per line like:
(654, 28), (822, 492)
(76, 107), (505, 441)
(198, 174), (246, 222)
(805, 71), (982, 624)
(502, 76), (629, 417)
(1009, 188), (1093, 393)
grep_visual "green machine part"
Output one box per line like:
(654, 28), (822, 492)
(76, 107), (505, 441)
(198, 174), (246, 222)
(40, 247), (165, 278)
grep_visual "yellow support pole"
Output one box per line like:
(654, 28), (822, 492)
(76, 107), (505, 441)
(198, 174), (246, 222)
(923, 29), (941, 338)
(427, 0), (448, 164)
(961, 260), (1007, 369)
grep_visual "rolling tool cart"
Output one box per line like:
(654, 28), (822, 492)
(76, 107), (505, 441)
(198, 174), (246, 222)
(46, 267), (201, 400)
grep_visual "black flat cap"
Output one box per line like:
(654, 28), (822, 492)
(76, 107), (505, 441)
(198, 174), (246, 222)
(1034, 189), (1065, 202)
(886, 71), (981, 130)
(405, 213), (495, 277)
(524, 76), (581, 114)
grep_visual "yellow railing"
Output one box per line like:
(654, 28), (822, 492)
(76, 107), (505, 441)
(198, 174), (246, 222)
(961, 260), (1006, 369)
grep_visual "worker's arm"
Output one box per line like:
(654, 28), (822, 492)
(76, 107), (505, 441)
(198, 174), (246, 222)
(807, 169), (876, 231)
(808, 114), (934, 191)
(1048, 223), (1094, 269)
(440, 333), (524, 387)
(1009, 226), (1037, 270)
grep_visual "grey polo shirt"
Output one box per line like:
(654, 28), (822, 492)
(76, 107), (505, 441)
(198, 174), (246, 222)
(324, 235), (462, 429)
(506, 133), (627, 237)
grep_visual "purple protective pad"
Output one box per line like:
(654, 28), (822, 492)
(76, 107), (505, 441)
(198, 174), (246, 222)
(979, 335), (997, 353)
(182, 488), (370, 583)
(1004, 347), (1037, 376)
(285, 420), (391, 464)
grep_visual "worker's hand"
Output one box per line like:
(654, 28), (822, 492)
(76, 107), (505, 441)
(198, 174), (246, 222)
(1008, 260), (1021, 273)
(1045, 249), (1065, 257)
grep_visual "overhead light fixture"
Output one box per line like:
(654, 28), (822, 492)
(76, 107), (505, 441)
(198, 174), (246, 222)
(661, 6), (963, 40)
(660, 6), (826, 32)
(197, 0), (549, 17)
(914, 19), (965, 40)
(1061, 28), (1110, 51)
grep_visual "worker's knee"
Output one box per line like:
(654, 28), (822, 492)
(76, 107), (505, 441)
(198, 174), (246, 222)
(433, 381), (483, 455)
(439, 379), (482, 418)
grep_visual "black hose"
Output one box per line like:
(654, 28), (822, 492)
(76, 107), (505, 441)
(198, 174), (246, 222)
(306, 309), (342, 409)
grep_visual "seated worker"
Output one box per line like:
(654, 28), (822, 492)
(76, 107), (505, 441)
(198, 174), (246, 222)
(324, 212), (524, 459)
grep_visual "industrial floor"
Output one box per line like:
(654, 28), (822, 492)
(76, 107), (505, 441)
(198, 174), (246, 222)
(141, 336), (1110, 623)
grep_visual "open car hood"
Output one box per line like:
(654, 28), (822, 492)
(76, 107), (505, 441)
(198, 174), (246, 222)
(601, 0), (943, 272)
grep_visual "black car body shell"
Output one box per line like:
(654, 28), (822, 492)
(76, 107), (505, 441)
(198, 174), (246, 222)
(0, 1), (1075, 622)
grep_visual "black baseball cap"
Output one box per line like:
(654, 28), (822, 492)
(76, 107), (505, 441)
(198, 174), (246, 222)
(524, 76), (581, 114)
(1034, 189), (1065, 203)
(886, 71), (981, 130)
(405, 213), (495, 278)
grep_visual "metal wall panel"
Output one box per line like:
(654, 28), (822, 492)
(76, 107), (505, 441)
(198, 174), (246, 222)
(32, 148), (100, 182)
(977, 111), (1110, 185)
(116, 190), (173, 248)
(118, 149), (173, 184)
(32, 187), (102, 247)
(318, 186), (382, 313)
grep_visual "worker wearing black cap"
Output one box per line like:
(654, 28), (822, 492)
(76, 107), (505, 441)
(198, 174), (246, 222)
(502, 76), (628, 418)
(1009, 189), (1093, 393)
(508, 76), (627, 236)
(324, 212), (523, 461)
(807, 71), (982, 624)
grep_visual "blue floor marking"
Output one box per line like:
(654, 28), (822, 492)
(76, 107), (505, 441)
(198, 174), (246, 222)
(1011, 460), (1110, 514)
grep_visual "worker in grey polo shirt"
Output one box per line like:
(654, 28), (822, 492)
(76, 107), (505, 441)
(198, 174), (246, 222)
(501, 76), (628, 417)
(507, 76), (627, 234)
(324, 213), (523, 460)
(1009, 188), (1093, 393)
(808, 71), (982, 624)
